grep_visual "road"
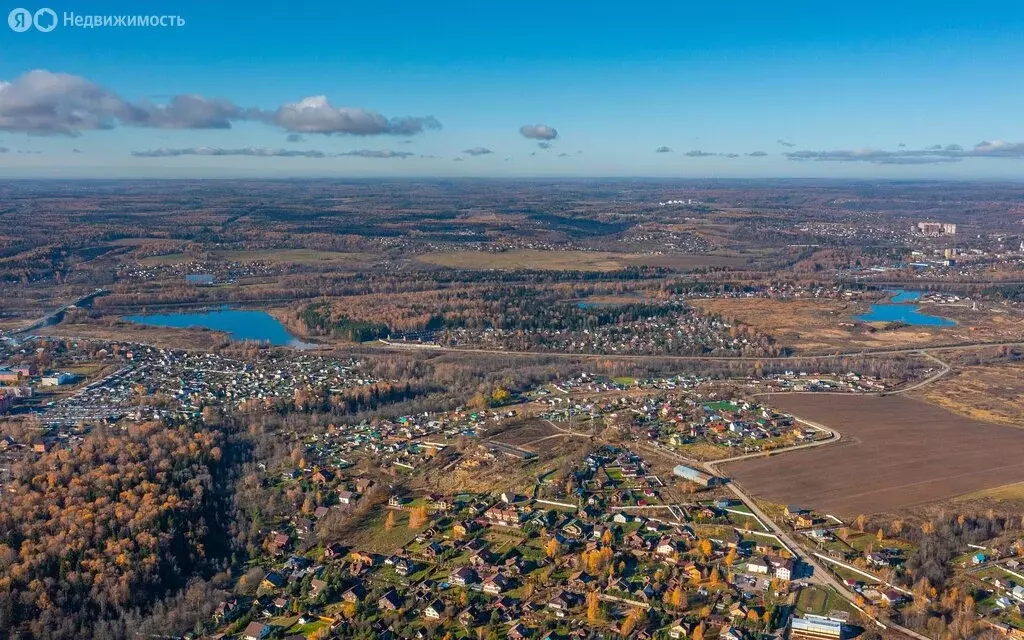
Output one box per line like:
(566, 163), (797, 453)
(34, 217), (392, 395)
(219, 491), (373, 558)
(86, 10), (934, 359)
(376, 337), (1024, 362)
(891, 351), (951, 395)
(11, 289), (109, 336)
(637, 440), (932, 640)
(711, 464), (932, 639)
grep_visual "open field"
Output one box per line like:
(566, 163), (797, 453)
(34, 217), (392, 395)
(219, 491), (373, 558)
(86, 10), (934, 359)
(723, 394), (1024, 516)
(416, 249), (745, 272)
(140, 248), (376, 266)
(914, 362), (1024, 427)
(486, 418), (560, 447)
(38, 321), (234, 351)
(690, 298), (1024, 354)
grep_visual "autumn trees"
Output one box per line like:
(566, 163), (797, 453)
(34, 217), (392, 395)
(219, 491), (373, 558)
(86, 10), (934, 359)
(0, 421), (235, 640)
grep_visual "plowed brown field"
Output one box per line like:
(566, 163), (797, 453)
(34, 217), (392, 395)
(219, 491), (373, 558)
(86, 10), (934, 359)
(723, 394), (1024, 516)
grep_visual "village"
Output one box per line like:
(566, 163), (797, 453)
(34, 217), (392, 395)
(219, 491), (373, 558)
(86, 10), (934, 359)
(2, 336), (1022, 640)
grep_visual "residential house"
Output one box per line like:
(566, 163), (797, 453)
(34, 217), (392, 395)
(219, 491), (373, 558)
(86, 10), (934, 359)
(270, 533), (291, 555)
(568, 571), (594, 591)
(721, 626), (746, 640)
(547, 590), (578, 616)
(261, 571), (287, 590)
(324, 543), (346, 558)
(453, 520), (477, 539)
(424, 600), (446, 619)
(771, 557), (795, 581)
(378, 589), (402, 611)
(668, 619), (693, 639)
(656, 537), (678, 557)
(450, 566), (479, 587)
(311, 469), (334, 484)
(309, 579), (328, 597)
(484, 504), (522, 527)
(242, 622), (273, 640)
(457, 607), (482, 627)
(342, 584), (366, 603)
(484, 574), (510, 595)
(215, 598), (242, 622)
(394, 557), (415, 577)
(746, 557), (769, 575)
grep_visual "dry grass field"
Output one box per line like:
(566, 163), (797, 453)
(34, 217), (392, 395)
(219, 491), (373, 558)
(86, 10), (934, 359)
(915, 362), (1024, 427)
(140, 248), (376, 266)
(486, 418), (561, 447)
(690, 298), (945, 353)
(38, 321), (233, 351)
(416, 249), (744, 272)
(723, 394), (1024, 516)
(690, 298), (1023, 354)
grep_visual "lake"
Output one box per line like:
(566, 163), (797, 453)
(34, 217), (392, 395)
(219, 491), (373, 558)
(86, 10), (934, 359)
(124, 307), (306, 346)
(855, 290), (955, 326)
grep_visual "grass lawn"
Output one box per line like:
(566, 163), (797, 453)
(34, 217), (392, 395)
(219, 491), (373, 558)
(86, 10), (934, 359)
(673, 442), (732, 461)
(287, 620), (329, 637)
(796, 586), (829, 615)
(342, 507), (422, 554)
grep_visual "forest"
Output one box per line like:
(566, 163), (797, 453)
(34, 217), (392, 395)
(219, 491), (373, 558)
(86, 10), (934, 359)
(0, 421), (239, 640)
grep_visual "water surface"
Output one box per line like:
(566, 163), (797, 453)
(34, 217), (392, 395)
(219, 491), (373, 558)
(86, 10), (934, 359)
(856, 290), (954, 326)
(125, 307), (303, 346)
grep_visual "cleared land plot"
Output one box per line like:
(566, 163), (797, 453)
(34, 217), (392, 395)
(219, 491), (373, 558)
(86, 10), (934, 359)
(915, 362), (1024, 427)
(140, 249), (375, 266)
(486, 419), (560, 447)
(690, 298), (948, 353)
(416, 249), (744, 272)
(692, 298), (1024, 355)
(723, 395), (1024, 516)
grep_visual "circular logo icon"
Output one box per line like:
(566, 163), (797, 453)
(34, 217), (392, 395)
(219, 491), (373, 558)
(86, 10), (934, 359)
(33, 7), (57, 32)
(7, 7), (32, 32)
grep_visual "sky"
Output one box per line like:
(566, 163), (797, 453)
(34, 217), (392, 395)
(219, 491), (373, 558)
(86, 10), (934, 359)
(2, 0), (1024, 178)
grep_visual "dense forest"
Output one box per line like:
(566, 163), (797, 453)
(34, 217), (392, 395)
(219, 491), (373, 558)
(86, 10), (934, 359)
(0, 422), (240, 640)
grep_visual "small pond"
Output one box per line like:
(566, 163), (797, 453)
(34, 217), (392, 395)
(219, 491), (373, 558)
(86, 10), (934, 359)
(124, 307), (306, 346)
(855, 290), (955, 326)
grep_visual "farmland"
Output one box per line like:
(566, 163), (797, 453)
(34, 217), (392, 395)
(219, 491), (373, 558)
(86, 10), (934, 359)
(416, 249), (745, 271)
(723, 394), (1024, 516)
(140, 248), (377, 267)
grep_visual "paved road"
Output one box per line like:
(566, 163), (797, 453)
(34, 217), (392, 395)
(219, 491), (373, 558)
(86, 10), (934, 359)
(376, 338), (1024, 362)
(11, 288), (109, 336)
(638, 441), (932, 640)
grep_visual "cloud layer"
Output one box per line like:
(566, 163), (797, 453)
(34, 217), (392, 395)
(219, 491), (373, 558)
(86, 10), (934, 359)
(519, 124), (558, 140)
(462, 146), (493, 156)
(132, 147), (328, 158)
(0, 70), (255, 135)
(270, 96), (440, 136)
(785, 141), (1024, 164)
(337, 149), (416, 158)
(0, 70), (442, 138)
(132, 147), (418, 159)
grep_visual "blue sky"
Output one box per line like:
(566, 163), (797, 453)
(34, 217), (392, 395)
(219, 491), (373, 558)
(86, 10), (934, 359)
(2, 0), (1024, 177)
